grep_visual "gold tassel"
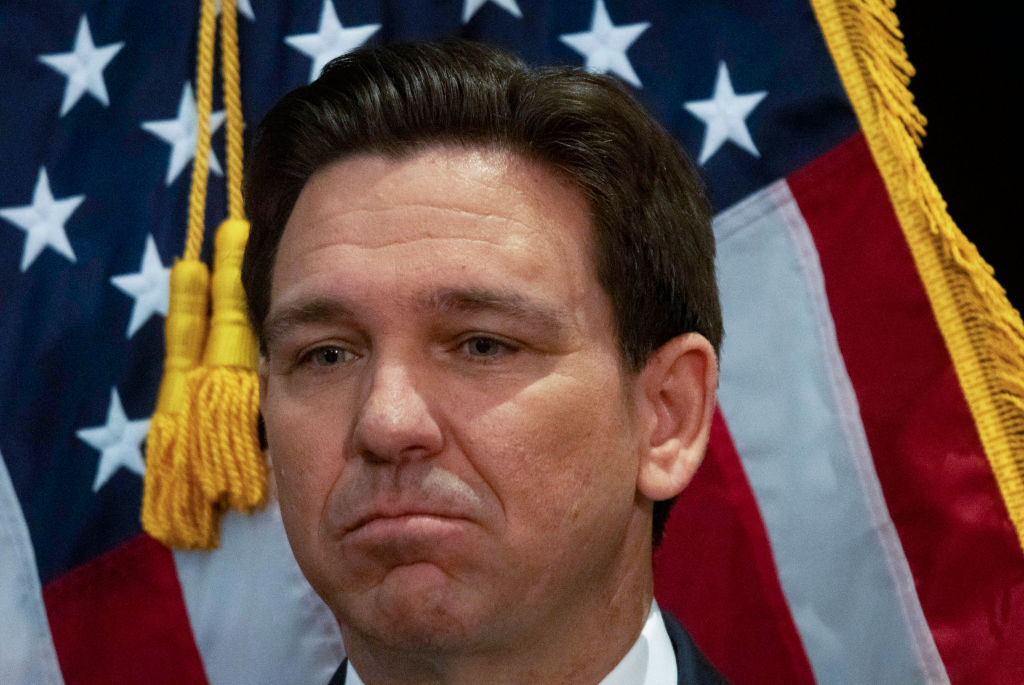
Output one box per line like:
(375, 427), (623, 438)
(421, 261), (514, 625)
(142, 260), (221, 548)
(185, 218), (267, 513)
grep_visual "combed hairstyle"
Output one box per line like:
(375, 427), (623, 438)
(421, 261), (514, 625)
(242, 39), (722, 545)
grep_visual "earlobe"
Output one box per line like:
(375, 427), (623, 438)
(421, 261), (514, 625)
(635, 333), (718, 502)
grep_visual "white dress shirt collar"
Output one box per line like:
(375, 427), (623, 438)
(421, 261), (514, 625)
(598, 601), (678, 685)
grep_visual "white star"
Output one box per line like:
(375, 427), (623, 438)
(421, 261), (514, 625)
(0, 168), (84, 272)
(462, 0), (522, 23)
(141, 83), (225, 186)
(559, 0), (649, 88)
(285, 0), (380, 82)
(110, 235), (170, 338)
(216, 0), (255, 20)
(76, 388), (150, 492)
(38, 15), (124, 117)
(683, 61), (768, 165)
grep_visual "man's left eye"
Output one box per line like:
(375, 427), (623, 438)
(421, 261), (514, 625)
(462, 336), (513, 358)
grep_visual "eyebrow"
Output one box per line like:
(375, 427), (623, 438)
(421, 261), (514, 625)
(263, 298), (353, 349)
(419, 286), (577, 341)
(263, 287), (573, 349)
(424, 288), (569, 333)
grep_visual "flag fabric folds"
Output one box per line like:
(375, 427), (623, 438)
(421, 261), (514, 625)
(1, 1), (1021, 683)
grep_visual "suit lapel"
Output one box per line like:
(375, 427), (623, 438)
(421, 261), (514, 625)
(662, 610), (729, 684)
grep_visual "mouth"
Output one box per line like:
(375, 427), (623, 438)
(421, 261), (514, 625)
(340, 510), (477, 554)
(329, 471), (486, 545)
(342, 503), (477, 536)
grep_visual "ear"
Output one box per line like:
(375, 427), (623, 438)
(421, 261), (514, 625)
(634, 333), (718, 502)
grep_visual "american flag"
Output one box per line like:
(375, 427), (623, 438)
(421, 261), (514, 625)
(2, 1), (1022, 683)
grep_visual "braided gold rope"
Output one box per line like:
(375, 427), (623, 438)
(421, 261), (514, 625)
(221, 0), (245, 220)
(183, 0), (218, 262)
(810, 0), (1024, 551)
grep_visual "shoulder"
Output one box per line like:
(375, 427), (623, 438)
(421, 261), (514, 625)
(661, 609), (731, 685)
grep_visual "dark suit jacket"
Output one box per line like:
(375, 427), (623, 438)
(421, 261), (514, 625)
(327, 609), (727, 684)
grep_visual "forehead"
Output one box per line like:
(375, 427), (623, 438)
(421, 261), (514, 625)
(289, 145), (589, 248)
(271, 145), (603, 316)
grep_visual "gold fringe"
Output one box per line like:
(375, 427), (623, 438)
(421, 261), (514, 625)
(810, 0), (1024, 551)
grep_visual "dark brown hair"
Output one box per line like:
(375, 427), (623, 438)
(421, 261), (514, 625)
(242, 39), (721, 544)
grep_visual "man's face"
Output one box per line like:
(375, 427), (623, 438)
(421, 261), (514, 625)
(260, 146), (652, 656)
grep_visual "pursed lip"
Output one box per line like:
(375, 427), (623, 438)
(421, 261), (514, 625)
(327, 471), (487, 541)
(344, 505), (471, 532)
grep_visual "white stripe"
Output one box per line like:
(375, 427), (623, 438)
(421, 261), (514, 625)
(174, 497), (344, 685)
(713, 181), (948, 684)
(0, 450), (65, 685)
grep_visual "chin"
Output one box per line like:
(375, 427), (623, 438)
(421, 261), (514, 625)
(335, 564), (497, 653)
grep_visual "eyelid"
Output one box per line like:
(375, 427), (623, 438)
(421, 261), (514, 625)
(296, 342), (359, 369)
(457, 333), (522, 357)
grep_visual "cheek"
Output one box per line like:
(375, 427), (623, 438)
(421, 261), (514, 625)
(263, 391), (348, 550)
(464, 374), (638, 536)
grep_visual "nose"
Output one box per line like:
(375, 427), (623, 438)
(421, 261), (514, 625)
(351, 357), (444, 464)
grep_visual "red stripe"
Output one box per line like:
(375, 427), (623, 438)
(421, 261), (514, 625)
(655, 409), (816, 685)
(43, 533), (208, 685)
(788, 133), (1024, 684)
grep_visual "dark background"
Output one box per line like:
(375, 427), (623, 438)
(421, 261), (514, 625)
(898, 6), (1018, 309)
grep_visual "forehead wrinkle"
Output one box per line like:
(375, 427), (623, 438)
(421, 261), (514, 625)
(297, 231), (524, 257)
(291, 203), (544, 252)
